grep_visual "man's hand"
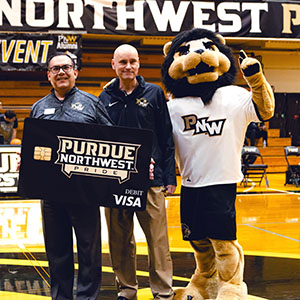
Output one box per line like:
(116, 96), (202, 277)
(166, 185), (176, 195)
(149, 158), (155, 180)
(260, 124), (267, 131)
(16, 151), (21, 171)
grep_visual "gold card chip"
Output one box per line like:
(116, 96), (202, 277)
(34, 146), (52, 161)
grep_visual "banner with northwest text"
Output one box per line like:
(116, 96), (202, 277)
(18, 118), (153, 210)
(0, 1), (300, 38)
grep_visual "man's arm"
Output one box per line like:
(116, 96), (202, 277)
(156, 88), (177, 192)
(95, 98), (114, 126)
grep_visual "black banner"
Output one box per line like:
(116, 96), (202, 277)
(0, 145), (20, 193)
(0, 33), (82, 71)
(0, 1), (300, 38)
(18, 118), (153, 210)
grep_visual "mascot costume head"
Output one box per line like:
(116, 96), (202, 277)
(162, 28), (274, 300)
(162, 28), (237, 103)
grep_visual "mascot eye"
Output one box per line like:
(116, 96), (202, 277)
(176, 45), (190, 56)
(204, 41), (217, 51)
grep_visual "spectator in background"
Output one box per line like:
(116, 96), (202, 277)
(0, 110), (18, 144)
(245, 121), (268, 148)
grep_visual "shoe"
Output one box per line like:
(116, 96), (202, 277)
(117, 297), (129, 300)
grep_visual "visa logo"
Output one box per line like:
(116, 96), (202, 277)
(113, 194), (141, 208)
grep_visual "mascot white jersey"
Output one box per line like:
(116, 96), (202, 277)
(162, 28), (274, 300)
(168, 85), (259, 187)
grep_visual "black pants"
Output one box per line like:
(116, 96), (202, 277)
(41, 200), (102, 300)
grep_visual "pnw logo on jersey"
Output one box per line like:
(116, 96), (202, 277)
(54, 136), (140, 183)
(182, 114), (226, 136)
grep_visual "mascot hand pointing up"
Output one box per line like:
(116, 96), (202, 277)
(162, 28), (274, 300)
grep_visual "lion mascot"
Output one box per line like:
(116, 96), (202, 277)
(162, 28), (274, 300)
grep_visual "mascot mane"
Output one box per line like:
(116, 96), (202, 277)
(162, 28), (237, 104)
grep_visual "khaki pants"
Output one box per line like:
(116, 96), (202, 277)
(105, 186), (174, 300)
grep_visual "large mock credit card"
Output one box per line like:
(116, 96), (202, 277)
(18, 118), (153, 211)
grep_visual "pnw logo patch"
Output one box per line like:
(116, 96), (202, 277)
(182, 114), (226, 136)
(71, 102), (84, 111)
(136, 98), (149, 107)
(34, 147), (52, 161)
(55, 136), (140, 183)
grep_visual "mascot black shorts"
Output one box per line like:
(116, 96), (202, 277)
(180, 183), (237, 241)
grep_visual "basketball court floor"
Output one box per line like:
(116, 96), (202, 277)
(0, 173), (299, 300)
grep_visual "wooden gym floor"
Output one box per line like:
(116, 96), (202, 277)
(0, 173), (299, 300)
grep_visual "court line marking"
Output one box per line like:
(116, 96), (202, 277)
(0, 259), (190, 282)
(0, 261), (268, 299)
(168, 247), (300, 260)
(0, 290), (268, 300)
(237, 191), (300, 196)
(244, 223), (300, 243)
(0, 291), (51, 299)
(240, 220), (300, 225)
(241, 179), (256, 192)
(171, 188), (300, 196)
(3, 225), (50, 287)
(266, 187), (300, 194)
(0, 258), (48, 267)
(244, 250), (300, 259)
(4, 247), (299, 261)
(136, 288), (268, 300)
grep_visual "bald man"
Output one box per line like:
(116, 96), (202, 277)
(99, 44), (177, 300)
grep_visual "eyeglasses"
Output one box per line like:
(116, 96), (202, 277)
(48, 64), (74, 74)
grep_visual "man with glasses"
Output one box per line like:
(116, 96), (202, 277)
(29, 52), (113, 300)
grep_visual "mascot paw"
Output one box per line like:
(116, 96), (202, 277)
(216, 282), (247, 300)
(239, 50), (261, 77)
(174, 287), (206, 300)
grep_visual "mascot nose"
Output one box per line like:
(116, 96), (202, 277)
(194, 49), (204, 55)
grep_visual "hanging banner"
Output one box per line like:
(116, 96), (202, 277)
(0, 145), (20, 194)
(0, 1), (300, 38)
(0, 33), (82, 71)
(18, 118), (153, 210)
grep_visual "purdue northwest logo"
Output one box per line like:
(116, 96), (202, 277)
(182, 114), (226, 136)
(57, 35), (78, 50)
(54, 136), (140, 183)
